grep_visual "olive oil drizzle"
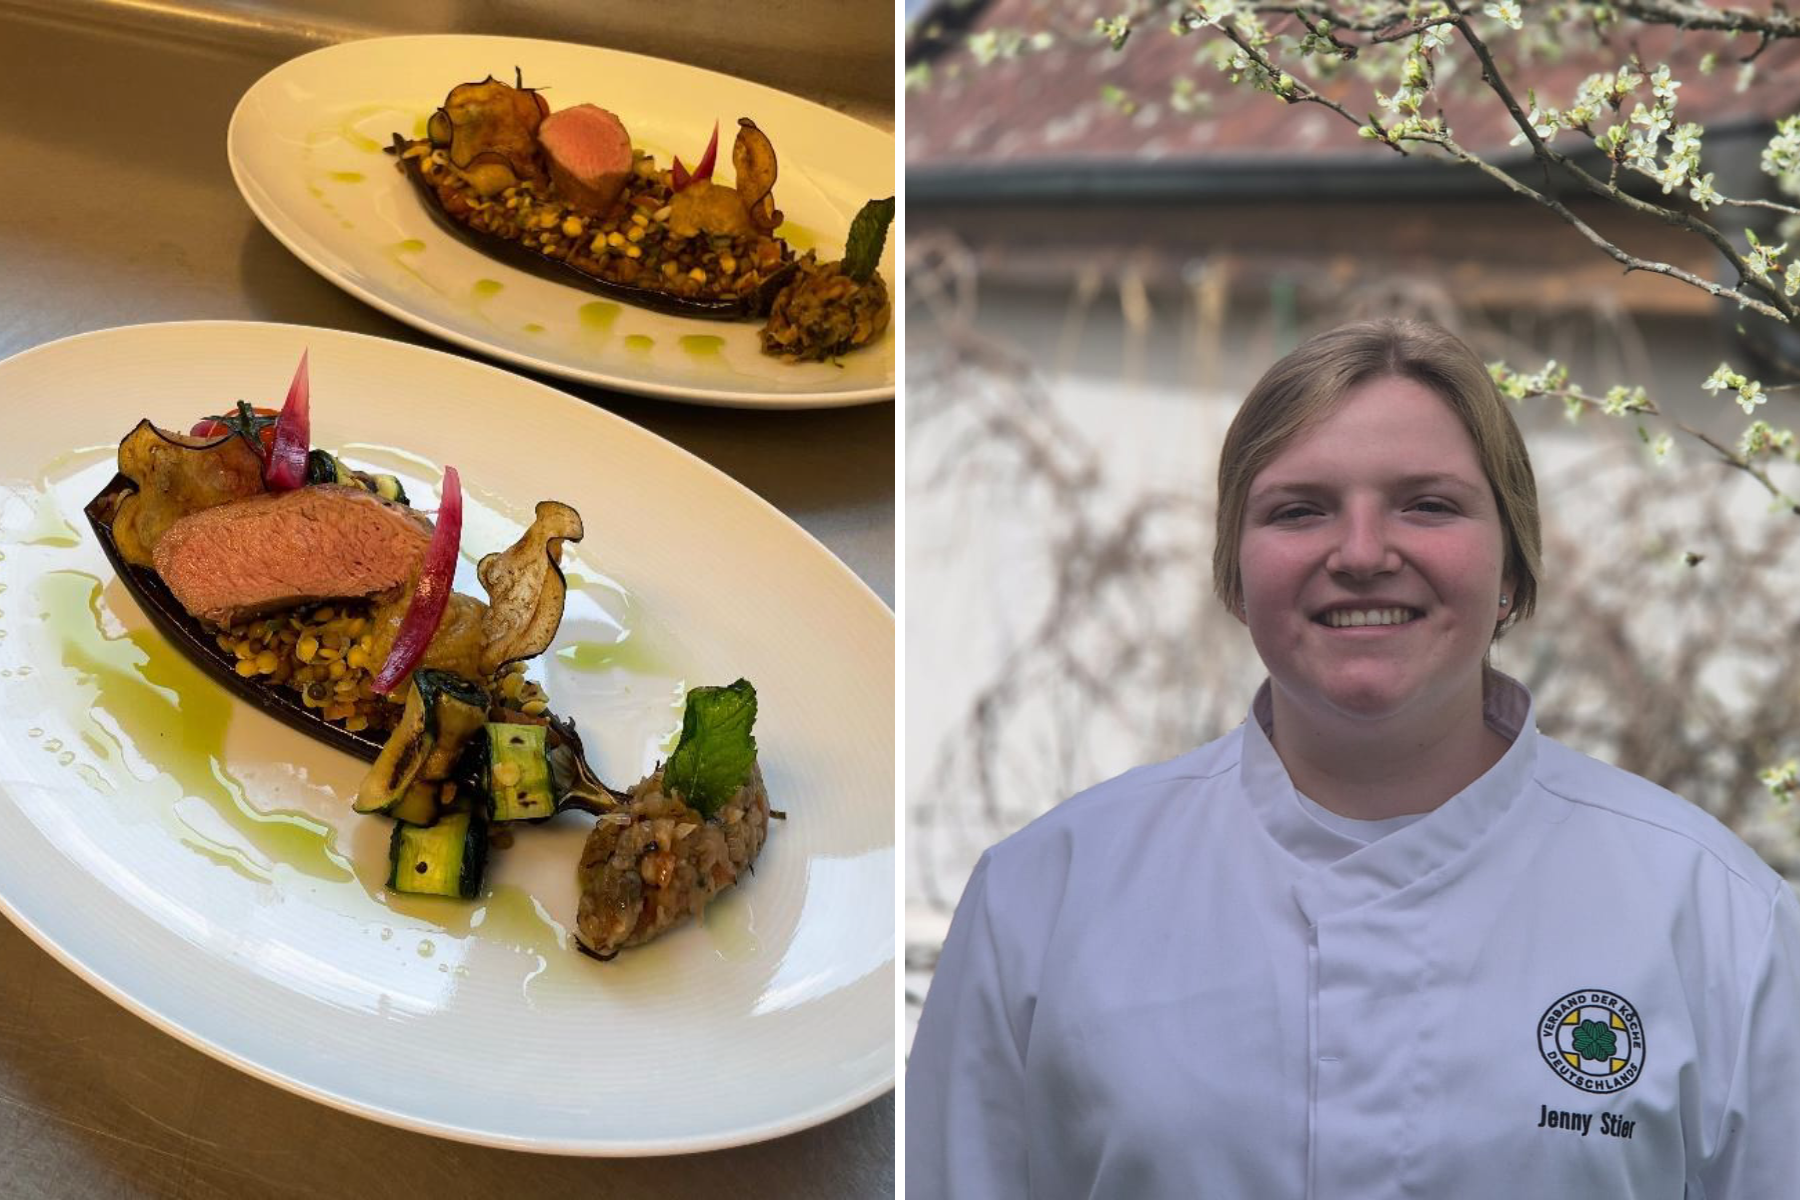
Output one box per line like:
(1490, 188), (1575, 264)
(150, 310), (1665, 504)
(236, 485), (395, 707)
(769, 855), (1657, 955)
(40, 570), (353, 884)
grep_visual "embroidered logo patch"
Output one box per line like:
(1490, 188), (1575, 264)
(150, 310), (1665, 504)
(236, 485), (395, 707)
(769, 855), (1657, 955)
(1538, 990), (1645, 1093)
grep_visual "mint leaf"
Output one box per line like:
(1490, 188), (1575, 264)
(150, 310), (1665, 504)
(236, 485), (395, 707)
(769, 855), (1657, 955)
(663, 679), (758, 817)
(1570, 1019), (1617, 1062)
(844, 197), (895, 283)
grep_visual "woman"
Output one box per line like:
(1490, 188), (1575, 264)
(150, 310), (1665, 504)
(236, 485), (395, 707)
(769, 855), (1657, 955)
(906, 320), (1800, 1197)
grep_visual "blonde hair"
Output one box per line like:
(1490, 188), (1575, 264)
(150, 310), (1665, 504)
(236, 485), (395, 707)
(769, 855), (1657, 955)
(1212, 319), (1541, 638)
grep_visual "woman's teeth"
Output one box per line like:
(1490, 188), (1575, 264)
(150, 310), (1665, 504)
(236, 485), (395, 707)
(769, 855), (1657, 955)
(1322, 608), (1418, 628)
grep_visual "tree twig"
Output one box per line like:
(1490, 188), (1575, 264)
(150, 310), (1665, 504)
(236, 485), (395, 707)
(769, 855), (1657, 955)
(1214, 18), (1410, 155)
(1245, 2), (1473, 37)
(1678, 421), (1793, 503)
(1609, 0), (1800, 40)
(1450, 14), (1800, 322)
(1527, 381), (1795, 506)
(1420, 131), (1789, 319)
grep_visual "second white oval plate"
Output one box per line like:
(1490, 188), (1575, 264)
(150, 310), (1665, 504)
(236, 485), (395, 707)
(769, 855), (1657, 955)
(0, 321), (894, 1154)
(228, 36), (895, 407)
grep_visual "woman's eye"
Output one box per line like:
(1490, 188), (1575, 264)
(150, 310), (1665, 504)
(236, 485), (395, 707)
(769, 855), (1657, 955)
(1411, 499), (1456, 515)
(1272, 506), (1315, 522)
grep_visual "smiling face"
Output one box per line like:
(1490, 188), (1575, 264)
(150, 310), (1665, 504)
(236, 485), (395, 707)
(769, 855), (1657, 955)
(1236, 374), (1514, 728)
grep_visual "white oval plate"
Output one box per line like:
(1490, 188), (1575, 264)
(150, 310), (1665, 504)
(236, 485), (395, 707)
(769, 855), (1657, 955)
(0, 322), (894, 1154)
(227, 36), (895, 408)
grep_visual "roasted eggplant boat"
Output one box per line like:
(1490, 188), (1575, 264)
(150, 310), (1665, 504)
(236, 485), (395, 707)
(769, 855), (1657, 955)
(388, 74), (893, 359)
(85, 353), (776, 958)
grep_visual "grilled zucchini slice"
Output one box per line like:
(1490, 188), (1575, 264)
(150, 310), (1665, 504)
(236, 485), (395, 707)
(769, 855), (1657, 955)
(354, 670), (488, 814)
(387, 806), (487, 898)
(485, 722), (555, 822)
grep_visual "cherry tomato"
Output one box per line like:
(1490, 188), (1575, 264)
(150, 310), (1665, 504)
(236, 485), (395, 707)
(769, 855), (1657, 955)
(189, 406), (279, 456)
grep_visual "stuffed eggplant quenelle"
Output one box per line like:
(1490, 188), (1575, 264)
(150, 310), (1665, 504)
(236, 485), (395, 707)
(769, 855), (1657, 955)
(389, 74), (894, 362)
(83, 353), (776, 960)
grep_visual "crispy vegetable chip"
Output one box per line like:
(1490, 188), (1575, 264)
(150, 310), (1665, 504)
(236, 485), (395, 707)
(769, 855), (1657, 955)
(731, 118), (782, 233)
(477, 499), (584, 675)
(433, 76), (550, 187)
(111, 420), (267, 567)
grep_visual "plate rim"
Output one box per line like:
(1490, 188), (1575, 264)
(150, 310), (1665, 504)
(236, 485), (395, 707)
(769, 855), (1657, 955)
(0, 877), (895, 1156)
(225, 33), (896, 410)
(0, 319), (896, 1155)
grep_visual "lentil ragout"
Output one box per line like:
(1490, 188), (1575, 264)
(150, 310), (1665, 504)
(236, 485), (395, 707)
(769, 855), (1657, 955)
(213, 600), (550, 735)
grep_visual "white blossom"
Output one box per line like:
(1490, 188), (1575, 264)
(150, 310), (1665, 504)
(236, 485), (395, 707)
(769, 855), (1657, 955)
(1378, 87), (1425, 115)
(1703, 363), (1742, 396)
(1563, 100), (1599, 128)
(1761, 759), (1800, 799)
(1739, 420), (1795, 458)
(1170, 76), (1208, 114)
(1602, 385), (1649, 416)
(1511, 99), (1557, 145)
(1095, 15), (1132, 50)
(1764, 115), (1800, 186)
(1191, 0), (1244, 27)
(1629, 101), (1673, 139)
(1488, 362), (1529, 401)
(1482, 0), (1523, 31)
(1650, 65), (1681, 104)
(1746, 238), (1787, 280)
(1689, 173), (1723, 210)
(968, 30), (1020, 65)
(1624, 129), (1660, 171)
(1574, 72), (1611, 111)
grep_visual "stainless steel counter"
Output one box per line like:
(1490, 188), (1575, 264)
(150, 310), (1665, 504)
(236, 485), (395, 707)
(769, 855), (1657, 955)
(0, 4), (893, 1195)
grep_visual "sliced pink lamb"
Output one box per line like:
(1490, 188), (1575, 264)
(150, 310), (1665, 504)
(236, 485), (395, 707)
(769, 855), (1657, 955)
(537, 104), (635, 216)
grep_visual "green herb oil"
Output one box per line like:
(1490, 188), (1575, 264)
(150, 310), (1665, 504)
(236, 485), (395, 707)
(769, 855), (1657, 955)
(38, 571), (352, 883)
(578, 301), (620, 333)
(678, 335), (725, 360)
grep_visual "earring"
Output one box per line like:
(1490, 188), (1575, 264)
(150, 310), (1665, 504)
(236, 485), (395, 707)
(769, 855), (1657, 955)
(1499, 594), (1510, 606)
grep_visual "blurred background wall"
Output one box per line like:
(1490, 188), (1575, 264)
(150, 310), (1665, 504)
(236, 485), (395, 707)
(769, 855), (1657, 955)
(906, 0), (1800, 1044)
(7, 0), (893, 124)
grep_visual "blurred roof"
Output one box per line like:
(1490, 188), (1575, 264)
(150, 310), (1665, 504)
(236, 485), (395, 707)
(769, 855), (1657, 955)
(907, 0), (1800, 198)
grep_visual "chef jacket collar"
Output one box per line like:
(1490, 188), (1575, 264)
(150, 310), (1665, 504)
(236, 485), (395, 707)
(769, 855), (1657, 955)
(1239, 670), (1538, 922)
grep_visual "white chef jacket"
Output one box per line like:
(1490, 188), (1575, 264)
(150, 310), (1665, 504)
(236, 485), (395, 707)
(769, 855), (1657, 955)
(906, 674), (1800, 1198)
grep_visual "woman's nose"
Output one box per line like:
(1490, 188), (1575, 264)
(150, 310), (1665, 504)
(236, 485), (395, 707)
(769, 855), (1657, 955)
(1326, 507), (1400, 577)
